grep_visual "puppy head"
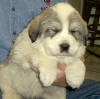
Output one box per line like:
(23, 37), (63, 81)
(28, 3), (88, 57)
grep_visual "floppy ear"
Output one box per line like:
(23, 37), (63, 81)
(28, 15), (43, 42)
(28, 7), (54, 42)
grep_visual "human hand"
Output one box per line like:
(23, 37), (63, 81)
(52, 63), (67, 87)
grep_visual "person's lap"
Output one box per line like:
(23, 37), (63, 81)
(66, 79), (100, 99)
(0, 79), (100, 99)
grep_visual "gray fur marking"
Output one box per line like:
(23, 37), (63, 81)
(40, 16), (62, 38)
(68, 12), (88, 44)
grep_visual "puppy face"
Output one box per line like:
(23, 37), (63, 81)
(29, 3), (88, 57)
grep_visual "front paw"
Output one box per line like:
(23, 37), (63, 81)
(66, 71), (85, 88)
(39, 67), (57, 87)
(65, 61), (86, 88)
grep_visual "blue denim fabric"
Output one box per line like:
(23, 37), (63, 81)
(0, 0), (66, 63)
(66, 79), (100, 99)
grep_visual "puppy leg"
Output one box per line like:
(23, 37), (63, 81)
(31, 55), (57, 86)
(39, 60), (57, 87)
(42, 86), (66, 99)
(65, 59), (86, 88)
(2, 85), (22, 99)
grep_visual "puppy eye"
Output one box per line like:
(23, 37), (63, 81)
(70, 30), (80, 34)
(46, 28), (60, 38)
(70, 29), (82, 40)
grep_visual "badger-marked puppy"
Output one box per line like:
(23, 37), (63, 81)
(0, 2), (87, 99)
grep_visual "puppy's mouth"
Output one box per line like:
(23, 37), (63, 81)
(52, 47), (78, 57)
(51, 51), (74, 57)
(44, 43), (79, 57)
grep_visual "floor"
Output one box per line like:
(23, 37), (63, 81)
(85, 46), (100, 81)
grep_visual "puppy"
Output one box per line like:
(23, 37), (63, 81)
(0, 2), (87, 99)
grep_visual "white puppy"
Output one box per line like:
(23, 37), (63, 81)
(0, 2), (87, 99)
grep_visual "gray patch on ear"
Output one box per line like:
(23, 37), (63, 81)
(28, 7), (60, 42)
(69, 12), (88, 44)
(29, 26), (39, 42)
(28, 16), (41, 42)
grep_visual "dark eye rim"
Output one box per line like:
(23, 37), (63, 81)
(53, 29), (61, 33)
(46, 28), (61, 38)
(70, 29), (81, 34)
(46, 28), (61, 33)
(51, 29), (61, 38)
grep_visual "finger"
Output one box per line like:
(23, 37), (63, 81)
(53, 77), (67, 87)
(80, 56), (85, 62)
(54, 64), (66, 82)
(55, 70), (66, 82)
(58, 63), (66, 70)
(28, 61), (39, 77)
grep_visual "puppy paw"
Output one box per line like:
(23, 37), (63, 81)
(39, 67), (57, 87)
(66, 73), (85, 88)
(65, 61), (86, 88)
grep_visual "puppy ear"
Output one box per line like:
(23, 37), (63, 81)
(28, 7), (54, 42)
(83, 21), (88, 45)
(28, 15), (42, 42)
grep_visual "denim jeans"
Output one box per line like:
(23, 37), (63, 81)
(66, 79), (100, 99)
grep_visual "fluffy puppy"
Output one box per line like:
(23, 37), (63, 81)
(0, 2), (87, 99)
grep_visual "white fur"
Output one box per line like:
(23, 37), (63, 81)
(0, 3), (86, 99)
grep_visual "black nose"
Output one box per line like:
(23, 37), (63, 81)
(60, 43), (70, 52)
